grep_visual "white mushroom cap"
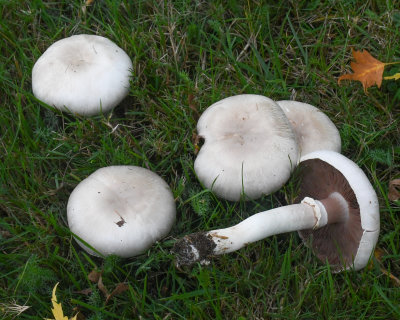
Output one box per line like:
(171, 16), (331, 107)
(67, 166), (176, 258)
(276, 100), (341, 156)
(32, 34), (133, 116)
(194, 94), (299, 201)
(298, 150), (380, 271)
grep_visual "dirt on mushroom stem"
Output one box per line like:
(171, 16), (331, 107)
(172, 232), (217, 267)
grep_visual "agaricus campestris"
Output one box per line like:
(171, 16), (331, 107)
(194, 94), (299, 201)
(67, 166), (176, 258)
(174, 150), (380, 272)
(277, 100), (341, 156)
(32, 34), (133, 116)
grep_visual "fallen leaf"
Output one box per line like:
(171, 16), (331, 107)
(87, 270), (101, 283)
(49, 283), (68, 320)
(97, 275), (109, 298)
(384, 72), (400, 81)
(45, 283), (77, 320)
(338, 49), (387, 93)
(87, 269), (129, 305)
(72, 308), (86, 320)
(388, 179), (400, 201)
(105, 283), (129, 304)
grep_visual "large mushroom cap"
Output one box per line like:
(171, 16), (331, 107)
(32, 34), (133, 116)
(67, 166), (176, 258)
(194, 94), (299, 201)
(277, 100), (341, 156)
(296, 150), (379, 271)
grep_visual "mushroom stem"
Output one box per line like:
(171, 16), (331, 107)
(318, 192), (349, 224)
(173, 193), (352, 267)
(173, 198), (327, 266)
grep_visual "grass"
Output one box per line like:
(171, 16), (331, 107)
(1, 0), (400, 319)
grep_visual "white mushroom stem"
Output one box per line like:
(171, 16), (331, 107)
(173, 192), (349, 266)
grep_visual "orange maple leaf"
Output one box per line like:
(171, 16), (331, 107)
(338, 49), (388, 93)
(338, 49), (400, 94)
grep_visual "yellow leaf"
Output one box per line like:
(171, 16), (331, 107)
(384, 73), (400, 80)
(49, 283), (68, 320)
(45, 283), (77, 320)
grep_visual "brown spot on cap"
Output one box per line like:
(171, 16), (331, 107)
(115, 217), (126, 227)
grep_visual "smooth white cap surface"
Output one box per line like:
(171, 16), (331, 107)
(299, 150), (380, 271)
(194, 94), (299, 201)
(32, 34), (133, 116)
(277, 100), (341, 156)
(67, 166), (176, 257)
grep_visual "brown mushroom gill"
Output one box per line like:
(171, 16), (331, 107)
(296, 159), (362, 269)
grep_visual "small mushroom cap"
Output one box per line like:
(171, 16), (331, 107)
(32, 34), (133, 116)
(277, 100), (341, 156)
(296, 150), (379, 271)
(194, 94), (299, 201)
(67, 166), (176, 258)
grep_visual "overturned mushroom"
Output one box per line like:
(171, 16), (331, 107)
(174, 150), (379, 271)
(67, 166), (176, 258)
(32, 34), (133, 116)
(194, 94), (299, 201)
(277, 100), (341, 156)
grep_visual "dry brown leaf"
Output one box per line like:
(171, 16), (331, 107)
(87, 270), (101, 283)
(87, 269), (128, 304)
(96, 275), (109, 298)
(338, 49), (386, 93)
(388, 179), (400, 201)
(105, 283), (129, 305)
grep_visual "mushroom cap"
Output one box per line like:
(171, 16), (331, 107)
(67, 166), (176, 258)
(295, 150), (379, 271)
(32, 34), (133, 116)
(194, 94), (299, 201)
(276, 100), (341, 156)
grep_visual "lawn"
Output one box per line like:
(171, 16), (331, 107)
(1, 0), (400, 319)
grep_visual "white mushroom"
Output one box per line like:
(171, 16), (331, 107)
(277, 100), (341, 156)
(194, 94), (299, 201)
(174, 150), (380, 272)
(32, 34), (133, 116)
(67, 166), (176, 258)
